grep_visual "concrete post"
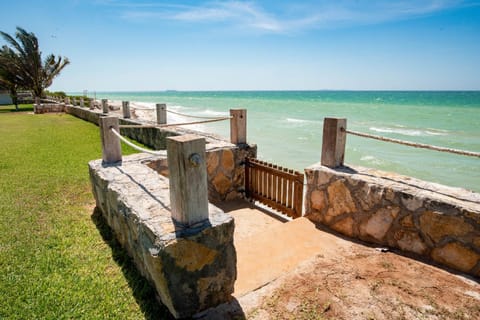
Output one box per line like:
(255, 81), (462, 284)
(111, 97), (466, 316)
(156, 103), (167, 124)
(65, 97), (70, 105)
(167, 134), (209, 227)
(80, 97), (84, 108)
(321, 118), (347, 168)
(89, 100), (94, 110)
(122, 101), (130, 119)
(230, 109), (247, 144)
(102, 99), (109, 113)
(72, 97), (77, 106)
(99, 116), (122, 164)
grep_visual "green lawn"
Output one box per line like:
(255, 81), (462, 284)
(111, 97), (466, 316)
(0, 106), (172, 319)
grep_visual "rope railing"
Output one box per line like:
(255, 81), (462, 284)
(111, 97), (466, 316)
(110, 127), (166, 156)
(166, 109), (232, 120)
(345, 128), (480, 158)
(119, 116), (232, 129)
(130, 105), (153, 111)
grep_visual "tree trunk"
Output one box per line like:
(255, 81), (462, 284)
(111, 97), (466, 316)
(9, 87), (18, 111)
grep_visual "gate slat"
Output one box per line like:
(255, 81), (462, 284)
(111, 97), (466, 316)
(245, 158), (303, 219)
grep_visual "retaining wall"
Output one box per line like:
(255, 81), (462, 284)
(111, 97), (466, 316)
(89, 153), (236, 318)
(34, 103), (65, 113)
(305, 163), (480, 277)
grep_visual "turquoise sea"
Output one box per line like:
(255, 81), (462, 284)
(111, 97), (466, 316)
(87, 91), (480, 192)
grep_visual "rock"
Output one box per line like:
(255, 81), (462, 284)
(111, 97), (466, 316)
(331, 216), (355, 237)
(474, 237), (480, 248)
(400, 215), (415, 228)
(207, 151), (220, 176)
(385, 188), (396, 202)
(221, 149), (235, 172)
(165, 239), (219, 272)
(325, 180), (356, 223)
(354, 183), (383, 211)
(361, 206), (399, 241)
(311, 190), (326, 211)
(401, 194), (423, 211)
(431, 242), (480, 273)
(395, 230), (427, 255)
(419, 211), (474, 243)
(213, 172), (232, 196)
(317, 169), (332, 185)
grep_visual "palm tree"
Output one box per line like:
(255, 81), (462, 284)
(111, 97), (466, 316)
(0, 27), (69, 99)
(0, 46), (25, 110)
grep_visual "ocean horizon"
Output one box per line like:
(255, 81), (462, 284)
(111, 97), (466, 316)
(71, 90), (480, 193)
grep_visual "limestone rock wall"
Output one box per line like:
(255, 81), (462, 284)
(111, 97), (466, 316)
(65, 105), (102, 125)
(34, 103), (65, 113)
(305, 163), (480, 277)
(145, 143), (256, 202)
(66, 105), (257, 201)
(89, 153), (236, 318)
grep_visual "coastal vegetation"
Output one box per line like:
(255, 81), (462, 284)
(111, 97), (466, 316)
(0, 107), (171, 319)
(0, 27), (69, 109)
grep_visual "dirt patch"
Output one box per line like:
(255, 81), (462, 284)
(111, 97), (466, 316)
(249, 245), (480, 320)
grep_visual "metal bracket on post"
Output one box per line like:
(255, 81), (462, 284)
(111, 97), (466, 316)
(321, 118), (347, 168)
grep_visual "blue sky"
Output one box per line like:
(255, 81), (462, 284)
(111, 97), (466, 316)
(1, 0), (479, 91)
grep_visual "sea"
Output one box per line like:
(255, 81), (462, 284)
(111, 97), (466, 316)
(81, 91), (480, 193)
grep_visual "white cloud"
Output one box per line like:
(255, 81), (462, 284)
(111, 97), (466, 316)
(116, 0), (475, 33)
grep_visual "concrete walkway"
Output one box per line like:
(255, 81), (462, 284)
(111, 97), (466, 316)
(234, 216), (354, 296)
(199, 200), (480, 320)
(217, 200), (354, 297)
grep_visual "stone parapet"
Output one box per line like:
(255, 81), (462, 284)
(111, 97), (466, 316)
(305, 163), (480, 277)
(65, 105), (103, 124)
(89, 153), (236, 318)
(145, 141), (256, 202)
(34, 103), (65, 114)
(65, 105), (257, 201)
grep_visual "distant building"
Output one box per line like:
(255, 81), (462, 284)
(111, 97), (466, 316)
(0, 91), (13, 105)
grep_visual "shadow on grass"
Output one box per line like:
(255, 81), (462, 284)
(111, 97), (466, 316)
(0, 105), (34, 113)
(91, 207), (175, 320)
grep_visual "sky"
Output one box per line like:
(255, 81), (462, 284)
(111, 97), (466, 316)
(1, 0), (479, 91)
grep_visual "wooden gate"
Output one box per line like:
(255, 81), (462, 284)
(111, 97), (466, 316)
(244, 158), (304, 218)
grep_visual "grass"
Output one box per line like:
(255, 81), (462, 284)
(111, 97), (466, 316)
(0, 105), (172, 319)
(0, 104), (34, 113)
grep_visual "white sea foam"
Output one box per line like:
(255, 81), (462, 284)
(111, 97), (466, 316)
(286, 117), (308, 123)
(202, 109), (229, 117)
(369, 126), (448, 137)
(360, 155), (383, 165)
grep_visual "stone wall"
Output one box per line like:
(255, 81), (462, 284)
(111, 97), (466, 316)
(34, 103), (65, 114)
(305, 163), (480, 277)
(65, 105), (102, 124)
(144, 142), (256, 202)
(65, 105), (257, 201)
(89, 153), (237, 318)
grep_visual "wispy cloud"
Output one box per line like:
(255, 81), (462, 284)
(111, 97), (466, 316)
(112, 0), (476, 33)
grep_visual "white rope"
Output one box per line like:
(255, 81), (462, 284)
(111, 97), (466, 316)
(110, 128), (165, 156)
(130, 105), (154, 111)
(167, 109), (232, 120)
(119, 116), (232, 129)
(345, 129), (480, 158)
